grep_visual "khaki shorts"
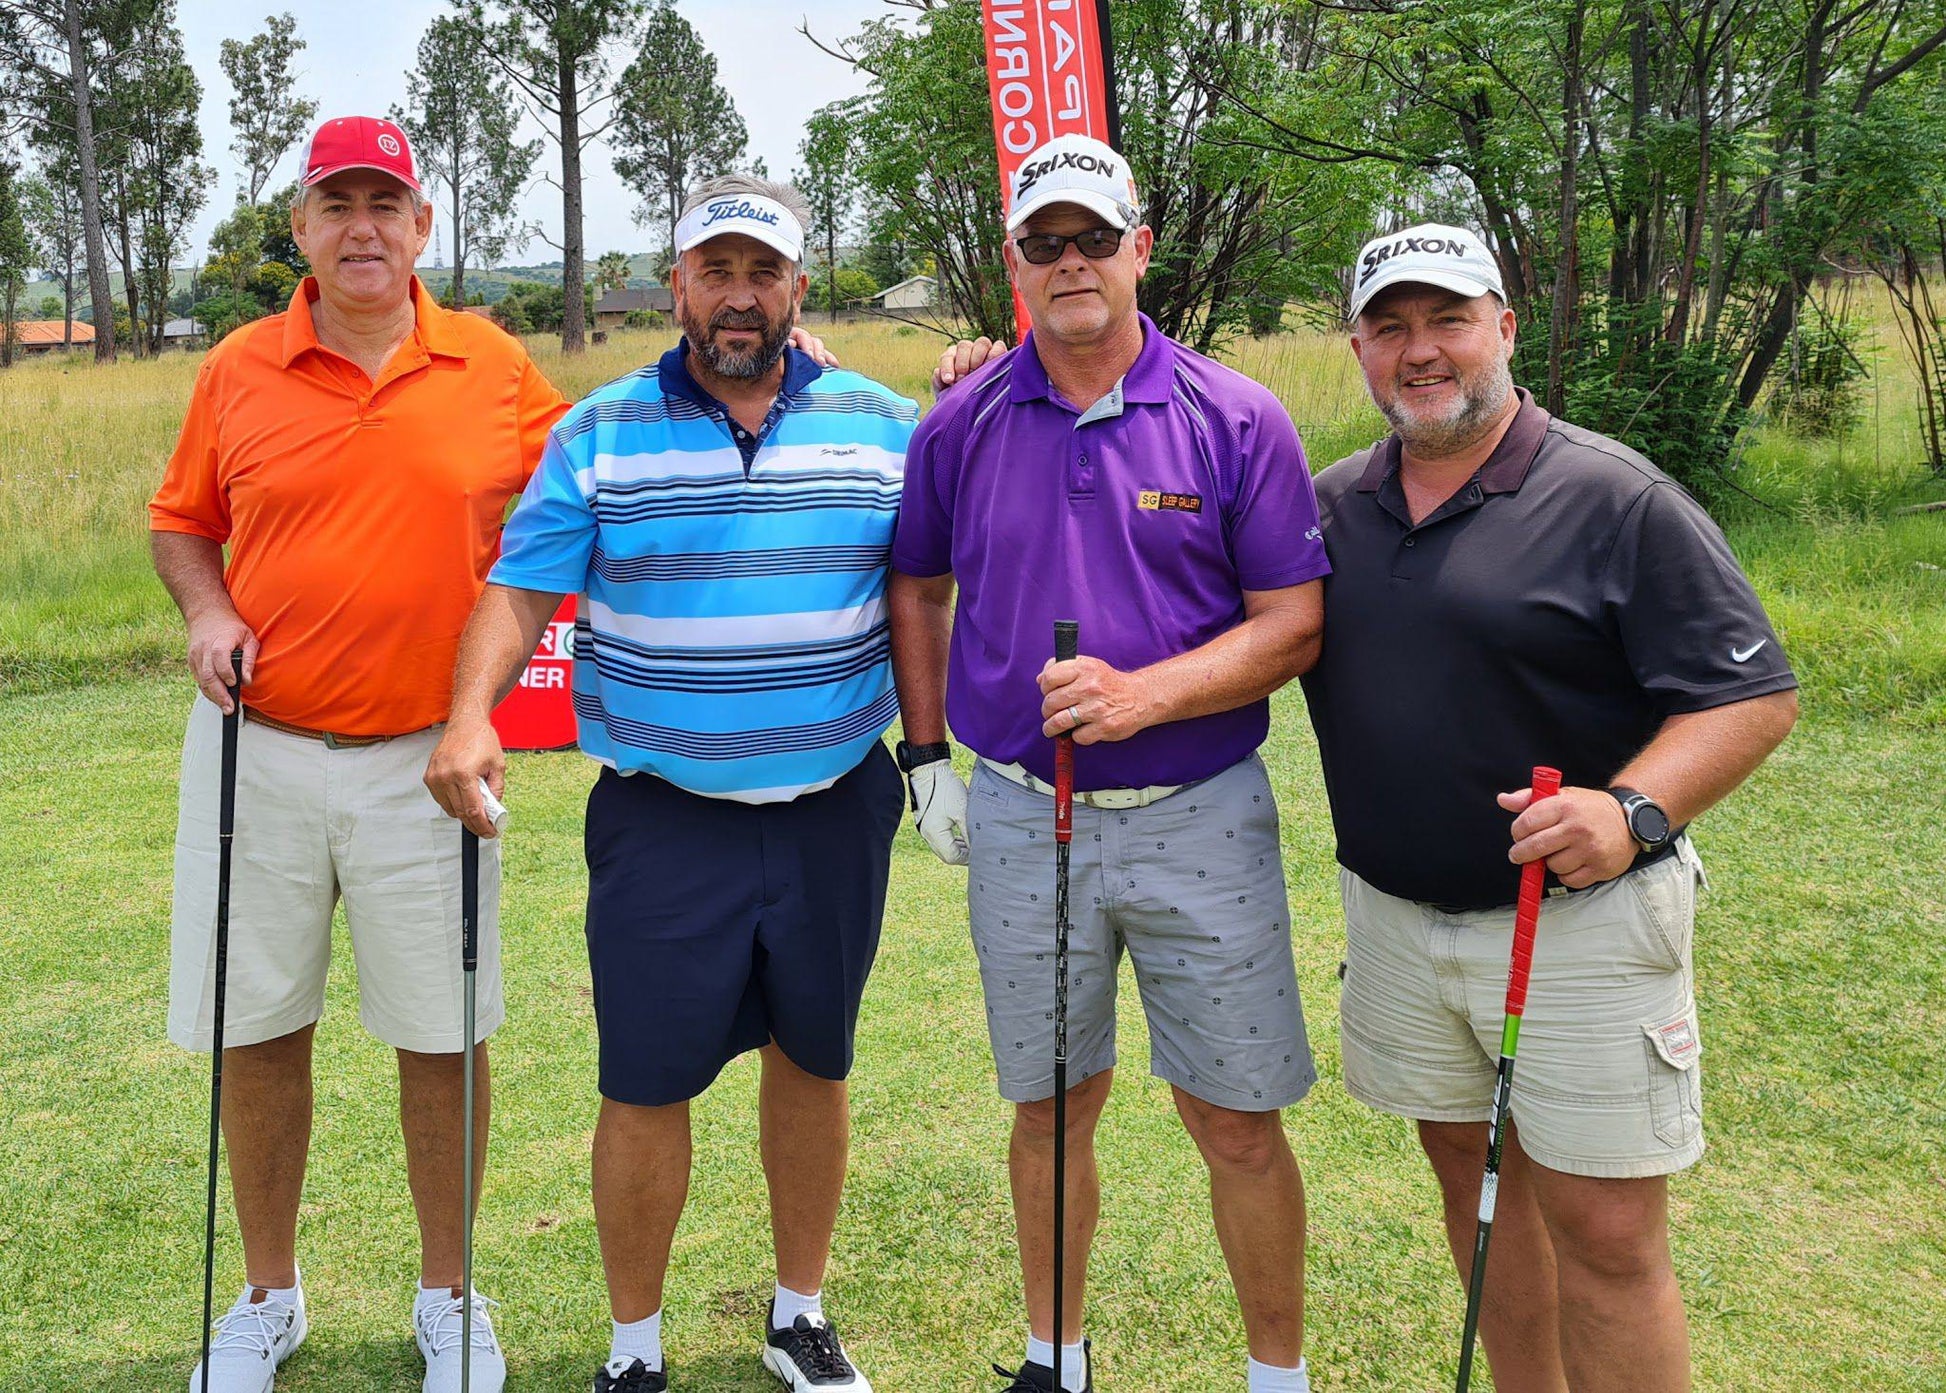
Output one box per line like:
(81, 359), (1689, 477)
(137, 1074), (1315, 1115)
(1338, 841), (1706, 1179)
(167, 697), (503, 1054)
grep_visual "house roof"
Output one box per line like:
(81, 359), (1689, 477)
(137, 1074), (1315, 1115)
(15, 320), (96, 345)
(870, 274), (938, 300)
(595, 286), (673, 313)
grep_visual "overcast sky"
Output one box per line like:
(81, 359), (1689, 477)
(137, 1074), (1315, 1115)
(172, 0), (893, 267)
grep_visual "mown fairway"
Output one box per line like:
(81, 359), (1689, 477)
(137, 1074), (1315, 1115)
(1, 319), (1942, 1389)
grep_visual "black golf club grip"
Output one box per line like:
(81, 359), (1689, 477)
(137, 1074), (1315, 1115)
(460, 830), (480, 971)
(1054, 619), (1079, 663)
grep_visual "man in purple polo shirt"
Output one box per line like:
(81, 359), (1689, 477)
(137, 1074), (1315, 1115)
(889, 135), (1329, 1393)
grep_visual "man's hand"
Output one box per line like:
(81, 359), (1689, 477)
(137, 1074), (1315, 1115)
(1500, 784), (1637, 889)
(908, 758), (970, 865)
(425, 715), (509, 839)
(933, 337), (1011, 394)
(788, 324), (840, 367)
(187, 612), (258, 712)
(1038, 656), (1159, 745)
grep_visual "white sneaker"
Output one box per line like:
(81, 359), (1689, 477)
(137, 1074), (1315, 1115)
(188, 1286), (307, 1393)
(415, 1289), (508, 1393)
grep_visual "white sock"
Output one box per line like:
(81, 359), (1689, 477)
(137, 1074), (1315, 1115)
(415, 1283), (462, 1312)
(772, 1282), (823, 1331)
(247, 1280), (301, 1307)
(610, 1311), (662, 1369)
(1026, 1335), (1088, 1392)
(1247, 1356), (1310, 1393)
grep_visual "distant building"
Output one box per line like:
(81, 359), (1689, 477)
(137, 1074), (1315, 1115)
(868, 275), (937, 311)
(14, 320), (96, 354)
(594, 286), (673, 331)
(160, 318), (207, 352)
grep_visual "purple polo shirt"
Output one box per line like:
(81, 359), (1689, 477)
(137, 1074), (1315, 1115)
(894, 315), (1330, 790)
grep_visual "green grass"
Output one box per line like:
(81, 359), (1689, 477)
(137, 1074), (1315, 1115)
(0, 681), (1939, 1389)
(2, 307), (1943, 1387)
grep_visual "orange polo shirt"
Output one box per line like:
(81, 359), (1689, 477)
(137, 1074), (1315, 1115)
(149, 277), (569, 735)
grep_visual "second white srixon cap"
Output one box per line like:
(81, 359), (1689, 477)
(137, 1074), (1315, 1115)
(1348, 223), (1504, 321)
(1006, 134), (1141, 233)
(673, 191), (805, 263)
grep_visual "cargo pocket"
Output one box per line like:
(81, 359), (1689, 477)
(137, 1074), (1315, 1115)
(1644, 1008), (1703, 1147)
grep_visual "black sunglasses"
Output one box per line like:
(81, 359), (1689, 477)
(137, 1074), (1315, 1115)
(1013, 227), (1125, 265)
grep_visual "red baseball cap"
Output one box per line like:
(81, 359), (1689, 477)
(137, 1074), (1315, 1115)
(298, 115), (422, 194)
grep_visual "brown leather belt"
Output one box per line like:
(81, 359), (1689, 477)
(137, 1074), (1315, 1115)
(243, 707), (397, 749)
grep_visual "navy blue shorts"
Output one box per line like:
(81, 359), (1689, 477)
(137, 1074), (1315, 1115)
(583, 743), (903, 1107)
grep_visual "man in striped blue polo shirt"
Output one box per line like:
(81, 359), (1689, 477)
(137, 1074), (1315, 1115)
(426, 174), (917, 1393)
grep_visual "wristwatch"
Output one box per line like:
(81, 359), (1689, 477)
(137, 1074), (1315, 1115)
(894, 740), (952, 772)
(1606, 787), (1673, 854)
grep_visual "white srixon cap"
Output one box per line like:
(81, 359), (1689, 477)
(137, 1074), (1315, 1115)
(674, 192), (805, 263)
(1006, 134), (1141, 234)
(1348, 223), (1504, 321)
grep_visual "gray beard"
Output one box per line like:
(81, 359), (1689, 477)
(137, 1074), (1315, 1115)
(685, 310), (792, 381)
(1380, 356), (1516, 458)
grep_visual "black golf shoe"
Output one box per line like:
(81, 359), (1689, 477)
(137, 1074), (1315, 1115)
(593, 1355), (667, 1392)
(762, 1307), (871, 1389)
(992, 1340), (1093, 1393)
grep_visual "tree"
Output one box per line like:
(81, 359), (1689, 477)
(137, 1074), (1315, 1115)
(594, 248), (629, 291)
(106, 0), (209, 354)
(0, 0), (134, 361)
(206, 199), (263, 309)
(218, 12), (317, 206)
(794, 104), (854, 324)
(0, 154), (33, 367)
(463, 0), (648, 353)
(611, 1), (747, 252)
(21, 156), (81, 344)
(395, 14), (539, 308)
(257, 179), (309, 276)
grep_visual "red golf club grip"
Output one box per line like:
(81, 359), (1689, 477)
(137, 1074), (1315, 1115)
(1505, 765), (1563, 1017)
(1053, 620), (1078, 843)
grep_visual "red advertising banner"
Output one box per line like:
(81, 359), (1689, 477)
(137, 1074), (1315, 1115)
(490, 593), (579, 752)
(983, 0), (1121, 334)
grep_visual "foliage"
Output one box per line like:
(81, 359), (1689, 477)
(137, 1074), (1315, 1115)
(0, 154), (32, 367)
(395, 15), (540, 307)
(20, 159), (80, 334)
(463, 0), (648, 352)
(257, 181), (309, 277)
(611, 1), (749, 250)
(803, 266), (879, 315)
(492, 278), (596, 335)
(794, 104), (856, 325)
(217, 12), (318, 206)
(593, 249), (630, 292)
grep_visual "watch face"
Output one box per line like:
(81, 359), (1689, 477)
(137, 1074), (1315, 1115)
(1634, 801), (1672, 845)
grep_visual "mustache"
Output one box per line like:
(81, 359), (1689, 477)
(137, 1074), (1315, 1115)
(710, 308), (770, 331)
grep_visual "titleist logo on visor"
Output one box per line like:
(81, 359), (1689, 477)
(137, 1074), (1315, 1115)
(1358, 235), (1473, 285)
(702, 198), (781, 228)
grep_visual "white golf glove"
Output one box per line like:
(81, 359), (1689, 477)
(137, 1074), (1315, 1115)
(908, 758), (971, 865)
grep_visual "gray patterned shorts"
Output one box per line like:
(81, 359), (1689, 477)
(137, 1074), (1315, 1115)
(965, 752), (1316, 1112)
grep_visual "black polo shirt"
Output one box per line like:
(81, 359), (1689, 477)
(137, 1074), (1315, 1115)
(1299, 388), (1797, 910)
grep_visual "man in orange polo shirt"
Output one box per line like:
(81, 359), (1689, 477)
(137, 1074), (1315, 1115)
(150, 116), (564, 1393)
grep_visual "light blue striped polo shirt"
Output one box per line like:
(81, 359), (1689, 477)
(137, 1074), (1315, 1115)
(490, 343), (919, 802)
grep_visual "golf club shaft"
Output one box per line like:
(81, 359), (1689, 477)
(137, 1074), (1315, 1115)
(1455, 764), (1562, 1393)
(460, 828), (479, 1392)
(1050, 620), (1078, 1366)
(201, 651), (243, 1393)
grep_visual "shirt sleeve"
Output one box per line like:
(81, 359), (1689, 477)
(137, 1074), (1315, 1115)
(1604, 481), (1798, 714)
(891, 405), (957, 578)
(148, 359), (230, 541)
(488, 425), (598, 594)
(1228, 394), (1332, 591)
(514, 354), (571, 487)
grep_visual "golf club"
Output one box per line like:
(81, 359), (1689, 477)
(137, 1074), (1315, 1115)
(460, 823), (480, 1393)
(1454, 763), (1563, 1393)
(1050, 618), (1079, 1387)
(199, 649), (244, 1393)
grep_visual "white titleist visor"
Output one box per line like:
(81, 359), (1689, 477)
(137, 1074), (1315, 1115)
(673, 193), (805, 262)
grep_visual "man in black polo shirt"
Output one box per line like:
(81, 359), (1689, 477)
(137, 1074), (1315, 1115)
(1302, 224), (1798, 1391)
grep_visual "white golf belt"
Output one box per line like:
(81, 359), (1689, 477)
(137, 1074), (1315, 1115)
(978, 758), (1185, 810)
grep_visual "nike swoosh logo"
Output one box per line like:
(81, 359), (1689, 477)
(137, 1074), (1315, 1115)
(1731, 640), (1768, 663)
